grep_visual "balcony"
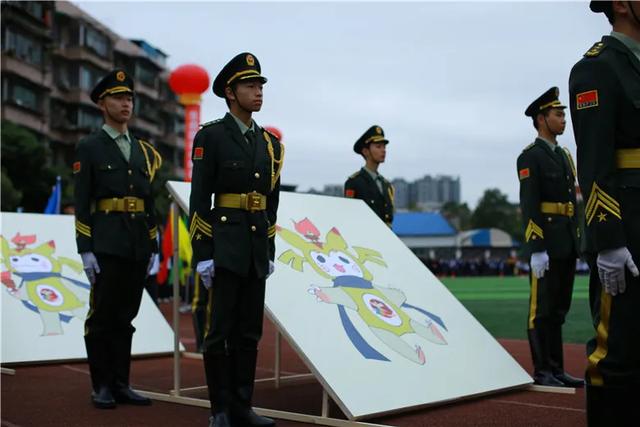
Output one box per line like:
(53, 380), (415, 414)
(52, 46), (111, 71)
(1, 54), (52, 88)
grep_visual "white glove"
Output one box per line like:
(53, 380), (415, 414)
(146, 253), (156, 278)
(196, 259), (215, 289)
(80, 252), (100, 284)
(267, 260), (275, 278)
(530, 251), (550, 279)
(597, 247), (639, 296)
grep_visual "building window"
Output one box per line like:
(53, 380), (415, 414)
(82, 25), (109, 58)
(136, 62), (156, 88)
(11, 82), (40, 111)
(78, 108), (103, 131)
(4, 29), (44, 66)
(134, 95), (159, 123)
(79, 65), (104, 91)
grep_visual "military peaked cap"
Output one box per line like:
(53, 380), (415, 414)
(90, 69), (134, 104)
(525, 87), (566, 118)
(353, 125), (389, 154)
(590, 1), (613, 18)
(212, 52), (267, 98)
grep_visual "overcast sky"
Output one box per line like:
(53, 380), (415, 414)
(74, 0), (611, 207)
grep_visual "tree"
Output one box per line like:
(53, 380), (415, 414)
(440, 201), (472, 230)
(1, 167), (22, 211)
(471, 188), (523, 242)
(1, 121), (56, 212)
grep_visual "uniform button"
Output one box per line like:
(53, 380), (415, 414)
(107, 165), (112, 169)
(221, 216), (227, 222)
(130, 213), (135, 219)
(129, 184), (134, 190)
(128, 169), (132, 175)
(254, 172), (260, 179)
(251, 225), (256, 231)
(385, 214), (389, 219)
(371, 200), (375, 204)
(547, 217), (552, 222)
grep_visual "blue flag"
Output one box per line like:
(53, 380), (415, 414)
(44, 176), (61, 214)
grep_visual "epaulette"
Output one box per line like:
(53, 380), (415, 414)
(522, 142), (536, 152)
(200, 118), (222, 129)
(349, 170), (361, 179)
(262, 127), (279, 141)
(584, 41), (606, 58)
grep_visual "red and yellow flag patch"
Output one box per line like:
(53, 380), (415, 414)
(576, 90), (598, 110)
(193, 147), (204, 160)
(518, 168), (530, 180)
(345, 189), (356, 198)
(73, 161), (81, 174)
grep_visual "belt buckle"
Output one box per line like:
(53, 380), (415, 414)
(566, 202), (574, 217)
(124, 197), (137, 212)
(246, 192), (262, 212)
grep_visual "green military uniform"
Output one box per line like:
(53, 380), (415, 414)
(189, 53), (282, 426)
(569, 2), (640, 423)
(517, 87), (581, 386)
(344, 125), (395, 226)
(73, 69), (161, 400)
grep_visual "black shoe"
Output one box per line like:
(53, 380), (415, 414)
(533, 371), (565, 387)
(231, 407), (275, 427)
(554, 372), (584, 388)
(112, 386), (152, 406)
(91, 386), (116, 409)
(209, 412), (231, 427)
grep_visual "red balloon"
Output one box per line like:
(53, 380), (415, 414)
(169, 64), (210, 95)
(264, 126), (283, 141)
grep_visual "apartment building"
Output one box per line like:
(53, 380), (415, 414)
(1, 1), (185, 176)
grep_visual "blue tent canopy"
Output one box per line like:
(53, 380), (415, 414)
(458, 228), (519, 248)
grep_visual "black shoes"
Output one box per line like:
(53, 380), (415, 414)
(112, 386), (152, 406)
(231, 407), (275, 427)
(209, 413), (232, 427)
(533, 371), (565, 387)
(554, 372), (585, 388)
(91, 386), (116, 409)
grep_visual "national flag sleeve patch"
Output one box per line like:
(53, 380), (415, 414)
(576, 90), (598, 110)
(345, 189), (356, 198)
(519, 168), (530, 180)
(193, 147), (204, 160)
(73, 161), (81, 174)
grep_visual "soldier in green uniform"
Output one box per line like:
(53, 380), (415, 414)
(344, 125), (394, 226)
(73, 69), (162, 408)
(517, 87), (583, 388)
(569, 2), (640, 424)
(189, 52), (283, 427)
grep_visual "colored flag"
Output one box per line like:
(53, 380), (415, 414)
(157, 208), (192, 285)
(44, 176), (61, 214)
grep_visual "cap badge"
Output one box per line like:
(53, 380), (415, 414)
(246, 54), (255, 66)
(116, 71), (126, 82)
(376, 126), (382, 134)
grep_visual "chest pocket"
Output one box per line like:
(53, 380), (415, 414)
(97, 163), (125, 192)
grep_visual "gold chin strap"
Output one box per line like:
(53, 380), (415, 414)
(264, 131), (285, 191)
(138, 140), (163, 182)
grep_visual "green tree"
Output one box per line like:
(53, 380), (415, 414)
(1, 121), (56, 212)
(441, 201), (472, 230)
(471, 188), (523, 242)
(1, 167), (22, 211)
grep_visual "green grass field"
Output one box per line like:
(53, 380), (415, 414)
(440, 275), (593, 344)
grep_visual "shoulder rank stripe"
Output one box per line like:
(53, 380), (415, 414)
(189, 212), (213, 240)
(585, 182), (621, 225)
(75, 220), (91, 238)
(525, 219), (544, 242)
(349, 170), (361, 179)
(149, 226), (158, 240)
(523, 142), (536, 152)
(200, 118), (222, 128)
(585, 42), (605, 57)
(268, 224), (277, 238)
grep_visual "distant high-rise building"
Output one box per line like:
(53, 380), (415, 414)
(391, 178), (409, 210)
(321, 184), (343, 197)
(1, 1), (185, 176)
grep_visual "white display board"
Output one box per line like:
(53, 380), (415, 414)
(1, 212), (180, 364)
(167, 181), (531, 420)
